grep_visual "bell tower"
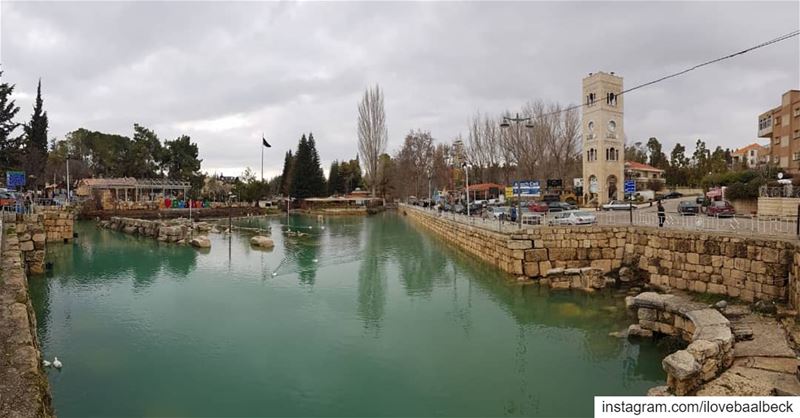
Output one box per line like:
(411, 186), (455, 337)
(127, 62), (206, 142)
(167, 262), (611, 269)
(581, 72), (625, 205)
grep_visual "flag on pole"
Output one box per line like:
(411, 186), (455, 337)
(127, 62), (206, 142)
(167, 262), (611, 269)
(262, 135), (271, 148)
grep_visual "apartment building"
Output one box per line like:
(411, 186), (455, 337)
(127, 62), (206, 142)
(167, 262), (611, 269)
(731, 143), (770, 169)
(758, 90), (800, 173)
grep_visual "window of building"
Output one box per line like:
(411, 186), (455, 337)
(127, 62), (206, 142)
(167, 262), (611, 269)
(794, 130), (800, 139)
(776, 116), (782, 126)
(794, 107), (800, 117)
(793, 152), (800, 161)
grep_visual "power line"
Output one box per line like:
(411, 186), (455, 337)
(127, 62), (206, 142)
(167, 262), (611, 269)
(533, 29), (800, 118)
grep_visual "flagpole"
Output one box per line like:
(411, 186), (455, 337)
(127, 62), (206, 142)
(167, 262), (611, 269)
(261, 133), (264, 182)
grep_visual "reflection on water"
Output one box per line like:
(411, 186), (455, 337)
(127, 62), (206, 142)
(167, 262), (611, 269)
(30, 215), (670, 417)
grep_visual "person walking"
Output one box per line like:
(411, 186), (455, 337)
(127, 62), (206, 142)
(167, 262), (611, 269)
(657, 200), (665, 228)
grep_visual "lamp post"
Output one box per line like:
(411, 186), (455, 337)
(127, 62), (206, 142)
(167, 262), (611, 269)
(462, 162), (471, 217)
(500, 113), (534, 227)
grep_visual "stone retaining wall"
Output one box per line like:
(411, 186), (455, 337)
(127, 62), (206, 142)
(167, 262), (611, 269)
(0, 222), (54, 417)
(8, 209), (75, 275)
(627, 293), (734, 395)
(403, 205), (797, 306)
(98, 216), (211, 244)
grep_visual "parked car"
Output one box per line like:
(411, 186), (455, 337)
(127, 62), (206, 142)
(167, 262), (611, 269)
(547, 201), (572, 212)
(602, 200), (634, 211)
(707, 200), (735, 217)
(487, 206), (510, 219)
(662, 191), (684, 200)
(528, 201), (549, 213)
(549, 210), (597, 226)
(677, 200), (700, 216)
(0, 191), (16, 206)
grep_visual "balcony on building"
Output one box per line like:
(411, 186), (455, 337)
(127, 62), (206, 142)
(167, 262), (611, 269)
(758, 114), (773, 137)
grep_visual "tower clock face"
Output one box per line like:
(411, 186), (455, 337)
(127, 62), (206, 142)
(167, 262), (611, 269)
(608, 120), (616, 132)
(588, 121), (594, 132)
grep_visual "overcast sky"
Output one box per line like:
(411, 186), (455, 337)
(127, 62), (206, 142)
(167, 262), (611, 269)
(2, 1), (798, 178)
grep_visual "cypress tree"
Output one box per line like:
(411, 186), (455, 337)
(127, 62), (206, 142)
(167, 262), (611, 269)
(22, 79), (48, 186)
(279, 150), (294, 196)
(0, 70), (21, 173)
(306, 133), (326, 196)
(328, 160), (340, 195)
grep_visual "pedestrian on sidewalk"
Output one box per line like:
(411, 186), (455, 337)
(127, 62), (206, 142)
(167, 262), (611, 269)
(657, 200), (665, 227)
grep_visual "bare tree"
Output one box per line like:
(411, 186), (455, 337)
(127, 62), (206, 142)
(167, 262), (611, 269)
(357, 84), (388, 196)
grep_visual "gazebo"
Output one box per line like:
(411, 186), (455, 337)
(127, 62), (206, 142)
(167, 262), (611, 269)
(466, 183), (505, 201)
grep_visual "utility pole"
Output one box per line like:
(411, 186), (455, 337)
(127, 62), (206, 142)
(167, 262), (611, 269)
(500, 113), (534, 228)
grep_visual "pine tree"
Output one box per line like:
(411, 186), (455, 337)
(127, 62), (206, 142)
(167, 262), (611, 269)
(279, 150), (294, 196)
(290, 133), (326, 199)
(328, 160), (341, 195)
(22, 79), (49, 186)
(0, 70), (21, 173)
(306, 133), (327, 196)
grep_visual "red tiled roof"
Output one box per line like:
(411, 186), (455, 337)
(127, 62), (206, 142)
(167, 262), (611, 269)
(467, 183), (504, 192)
(731, 143), (768, 156)
(624, 161), (664, 172)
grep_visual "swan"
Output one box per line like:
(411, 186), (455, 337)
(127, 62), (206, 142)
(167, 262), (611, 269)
(42, 359), (51, 367)
(313, 259), (318, 263)
(52, 357), (62, 369)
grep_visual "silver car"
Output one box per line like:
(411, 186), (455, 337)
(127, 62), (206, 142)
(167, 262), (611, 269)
(548, 210), (597, 226)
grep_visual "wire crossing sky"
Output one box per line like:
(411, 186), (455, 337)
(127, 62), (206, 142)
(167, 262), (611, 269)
(2, 1), (798, 176)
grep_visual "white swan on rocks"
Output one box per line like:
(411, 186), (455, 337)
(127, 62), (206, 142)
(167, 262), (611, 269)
(42, 359), (51, 367)
(52, 357), (62, 369)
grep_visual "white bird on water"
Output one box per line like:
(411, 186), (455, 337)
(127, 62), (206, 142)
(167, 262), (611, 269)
(42, 359), (51, 367)
(52, 357), (62, 369)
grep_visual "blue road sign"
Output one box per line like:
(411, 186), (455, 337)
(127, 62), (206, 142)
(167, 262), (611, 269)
(512, 180), (541, 197)
(624, 180), (636, 194)
(6, 171), (25, 188)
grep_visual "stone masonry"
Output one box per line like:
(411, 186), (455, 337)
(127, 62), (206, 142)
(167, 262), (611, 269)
(403, 205), (799, 308)
(0, 221), (54, 417)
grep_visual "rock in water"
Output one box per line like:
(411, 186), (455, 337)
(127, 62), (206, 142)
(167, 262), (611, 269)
(190, 236), (211, 248)
(713, 300), (728, 311)
(250, 235), (274, 249)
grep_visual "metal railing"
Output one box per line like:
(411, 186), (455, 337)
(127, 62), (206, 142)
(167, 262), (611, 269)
(760, 185), (800, 198)
(402, 204), (799, 238)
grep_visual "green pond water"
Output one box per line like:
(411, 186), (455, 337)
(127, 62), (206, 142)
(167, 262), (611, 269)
(30, 213), (669, 417)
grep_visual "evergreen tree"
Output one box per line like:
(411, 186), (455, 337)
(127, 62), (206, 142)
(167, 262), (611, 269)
(0, 70), (21, 173)
(22, 79), (48, 186)
(279, 150), (294, 196)
(306, 133), (327, 196)
(328, 160), (341, 195)
(290, 133), (327, 199)
(126, 124), (163, 178)
(646, 137), (668, 169)
(162, 135), (204, 197)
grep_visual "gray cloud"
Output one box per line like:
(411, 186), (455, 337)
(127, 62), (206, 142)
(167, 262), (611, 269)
(2, 1), (798, 177)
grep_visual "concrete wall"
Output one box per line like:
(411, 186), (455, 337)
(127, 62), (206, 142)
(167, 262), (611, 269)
(403, 205), (798, 307)
(757, 197), (799, 218)
(729, 198), (758, 216)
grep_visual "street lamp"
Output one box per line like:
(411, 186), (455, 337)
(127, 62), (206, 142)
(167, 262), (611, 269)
(500, 113), (534, 227)
(462, 162), (471, 217)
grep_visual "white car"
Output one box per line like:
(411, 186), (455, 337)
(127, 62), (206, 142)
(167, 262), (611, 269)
(487, 206), (510, 219)
(602, 200), (635, 211)
(549, 211), (597, 226)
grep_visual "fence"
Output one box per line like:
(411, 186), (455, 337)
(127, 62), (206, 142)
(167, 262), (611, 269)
(760, 185), (800, 198)
(402, 204), (799, 238)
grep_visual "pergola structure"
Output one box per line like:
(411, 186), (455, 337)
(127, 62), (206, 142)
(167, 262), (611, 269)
(76, 178), (191, 201)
